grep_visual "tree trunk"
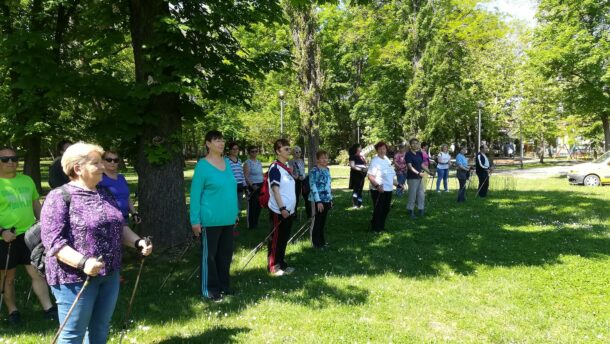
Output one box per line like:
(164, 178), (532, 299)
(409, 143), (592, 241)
(286, 3), (322, 170)
(602, 114), (610, 152)
(539, 137), (544, 163)
(129, 0), (189, 247)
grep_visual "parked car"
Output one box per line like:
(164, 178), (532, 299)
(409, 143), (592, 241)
(567, 150), (610, 186)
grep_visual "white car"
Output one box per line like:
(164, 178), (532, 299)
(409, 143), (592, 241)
(567, 150), (610, 186)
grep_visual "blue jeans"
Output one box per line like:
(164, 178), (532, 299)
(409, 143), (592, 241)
(396, 174), (407, 197)
(436, 168), (449, 191)
(51, 270), (120, 344)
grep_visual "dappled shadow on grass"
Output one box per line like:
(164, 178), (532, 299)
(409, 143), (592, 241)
(153, 326), (250, 343)
(37, 183), (606, 340)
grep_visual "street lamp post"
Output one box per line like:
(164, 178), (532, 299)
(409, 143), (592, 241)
(477, 101), (485, 152)
(279, 90), (286, 137)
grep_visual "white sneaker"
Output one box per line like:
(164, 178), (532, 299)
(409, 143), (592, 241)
(271, 269), (286, 277)
(436, 190), (441, 193)
(284, 267), (295, 275)
(444, 189), (450, 192)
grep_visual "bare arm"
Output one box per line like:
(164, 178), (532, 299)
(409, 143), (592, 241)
(122, 225), (153, 256)
(55, 245), (105, 276)
(32, 200), (42, 220)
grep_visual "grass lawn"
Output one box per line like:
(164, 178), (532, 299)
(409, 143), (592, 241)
(2, 165), (609, 343)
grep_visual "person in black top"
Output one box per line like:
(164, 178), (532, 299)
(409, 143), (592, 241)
(475, 144), (493, 197)
(48, 140), (71, 189)
(348, 144), (368, 208)
(405, 139), (429, 218)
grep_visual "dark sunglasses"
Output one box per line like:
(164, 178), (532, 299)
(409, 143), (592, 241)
(104, 158), (120, 163)
(0, 156), (18, 163)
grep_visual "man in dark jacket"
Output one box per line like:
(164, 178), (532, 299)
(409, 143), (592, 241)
(48, 140), (71, 189)
(475, 144), (493, 197)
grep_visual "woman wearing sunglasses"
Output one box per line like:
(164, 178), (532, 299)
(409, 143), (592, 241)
(97, 151), (141, 224)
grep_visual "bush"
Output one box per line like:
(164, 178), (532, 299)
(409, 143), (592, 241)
(335, 149), (350, 166)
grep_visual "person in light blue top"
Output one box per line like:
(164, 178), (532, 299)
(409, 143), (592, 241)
(190, 130), (238, 302)
(308, 150), (333, 249)
(455, 146), (472, 202)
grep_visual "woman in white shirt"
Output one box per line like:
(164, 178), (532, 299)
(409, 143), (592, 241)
(436, 144), (451, 192)
(367, 141), (403, 233)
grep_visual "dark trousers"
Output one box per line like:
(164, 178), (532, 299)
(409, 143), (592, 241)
(201, 225), (233, 297)
(457, 178), (467, 202)
(370, 190), (392, 232)
(477, 171), (489, 197)
(268, 211), (294, 272)
(295, 180), (312, 218)
(352, 178), (365, 207)
(247, 183), (263, 229)
(311, 202), (331, 248)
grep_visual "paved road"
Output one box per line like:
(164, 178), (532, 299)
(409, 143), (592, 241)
(494, 164), (577, 179)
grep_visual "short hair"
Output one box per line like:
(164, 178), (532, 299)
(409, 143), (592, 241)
(248, 145), (257, 152)
(409, 138), (419, 145)
(62, 142), (104, 179)
(0, 146), (15, 154)
(205, 130), (223, 142)
(421, 141), (429, 148)
(316, 150), (328, 159)
(348, 144), (361, 156)
(440, 144), (448, 149)
(56, 140), (71, 154)
(273, 139), (290, 154)
(293, 145), (302, 153)
(102, 150), (119, 159)
(480, 144), (487, 150)
(374, 141), (387, 151)
(227, 141), (239, 150)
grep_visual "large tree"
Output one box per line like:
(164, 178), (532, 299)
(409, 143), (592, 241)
(530, 0), (610, 150)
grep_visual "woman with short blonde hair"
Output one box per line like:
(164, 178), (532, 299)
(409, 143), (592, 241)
(41, 141), (153, 343)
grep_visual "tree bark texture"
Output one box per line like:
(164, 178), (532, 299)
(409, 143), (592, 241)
(129, 0), (189, 247)
(286, 3), (322, 170)
(602, 114), (610, 152)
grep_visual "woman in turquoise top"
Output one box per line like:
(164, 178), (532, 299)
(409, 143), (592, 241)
(190, 130), (238, 302)
(308, 150), (333, 249)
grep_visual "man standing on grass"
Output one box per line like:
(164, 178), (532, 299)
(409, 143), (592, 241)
(0, 147), (57, 325)
(475, 144), (493, 198)
(48, 140), (71, 189)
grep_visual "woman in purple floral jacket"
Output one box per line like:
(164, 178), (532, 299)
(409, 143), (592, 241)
(41, 142), (152, 344)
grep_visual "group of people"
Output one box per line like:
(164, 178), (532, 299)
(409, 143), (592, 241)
(1, 142), (152, 343)
(349, 140), (494, 233)
(189, 131), (334, 302)
(1, 133), (494, 342)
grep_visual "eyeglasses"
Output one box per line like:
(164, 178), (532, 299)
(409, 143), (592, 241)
(293, 150), (301, 154)
(0, 156), (18, 163)
(104, 158), (120, 163)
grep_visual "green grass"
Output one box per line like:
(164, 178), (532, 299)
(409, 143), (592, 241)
(2, 166), (609, 343)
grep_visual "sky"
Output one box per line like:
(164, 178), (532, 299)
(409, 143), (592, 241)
(477, 0), (538, 27)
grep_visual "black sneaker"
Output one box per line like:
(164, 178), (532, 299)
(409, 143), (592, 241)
(44, 306), (58, 321)
(205, 293), (223, 303)
(8, 310), (21, 325)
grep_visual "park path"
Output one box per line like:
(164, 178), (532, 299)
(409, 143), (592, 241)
(494, 163), (577, 179)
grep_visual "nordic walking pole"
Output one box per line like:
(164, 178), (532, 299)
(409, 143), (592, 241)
(238, 218), (284, 273)
(475, 172), (490, 198)
(119, 237), (152, 344)
(158, 236), (196, 292)
(52, 256), (103, 344)
(0, 228), (16, 315)
(287, 215), (315, 245)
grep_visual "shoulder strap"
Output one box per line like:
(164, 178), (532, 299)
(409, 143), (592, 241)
(59, 185), (71, 205)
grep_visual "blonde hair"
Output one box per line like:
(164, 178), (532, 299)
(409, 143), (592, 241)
(61, 142), (104, 179)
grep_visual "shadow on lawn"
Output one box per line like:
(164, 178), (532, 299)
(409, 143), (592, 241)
(99, 186), (610, 338)
(154, 326), (250, 343)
